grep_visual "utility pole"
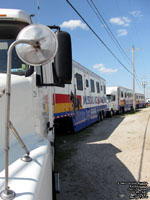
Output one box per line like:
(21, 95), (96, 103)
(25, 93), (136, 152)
(132, 45), (136, 111)
(141, 76), (147, 100)
(128, 45), (141, 111)
(143, 82), (146, 98)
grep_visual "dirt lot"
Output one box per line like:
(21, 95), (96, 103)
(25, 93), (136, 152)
(55, 107), (150, 200)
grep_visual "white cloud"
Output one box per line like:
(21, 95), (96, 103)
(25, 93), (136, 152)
(92, 64), (118, 74)
(122, 17), (131, 23)
(130, 10), (143, 18)
(60, 20), (87, 30)
(109, 17), (124, 25)
(109, 17), (131, 27)
(117, 29), (128, 37)
(93, 64), (104, 69)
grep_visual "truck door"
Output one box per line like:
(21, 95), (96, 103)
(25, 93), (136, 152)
(33, 65), (50, 137)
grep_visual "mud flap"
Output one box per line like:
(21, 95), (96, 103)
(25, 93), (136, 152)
(53, 171), (60, 200)
(53, 171), (60, 192)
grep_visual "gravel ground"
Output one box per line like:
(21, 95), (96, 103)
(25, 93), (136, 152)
(55, 108), (150, 200)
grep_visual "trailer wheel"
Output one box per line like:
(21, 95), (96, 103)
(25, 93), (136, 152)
(100, 111), (104, 121)
(119, 107), (124, 115)
(66, 119), (74, 134)
(54, 117), (74, 135)
(97, 112), (101, 122)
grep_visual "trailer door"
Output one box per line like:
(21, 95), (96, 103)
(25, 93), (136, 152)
(117, 87), (120, 109)
(73, 71), (86, 130)
(84, 74), (91, 125)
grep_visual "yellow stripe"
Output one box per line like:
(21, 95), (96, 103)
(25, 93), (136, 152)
(53, 103), (73, 113)
(120, 100), (126, 106)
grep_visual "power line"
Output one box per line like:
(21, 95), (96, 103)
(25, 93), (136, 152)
(86, 0), (142, 90)
(66, 0), (142, 91)
(87, 0), (132, 66)
(135, 73), (142, 89)
(66, 0), (133, 76)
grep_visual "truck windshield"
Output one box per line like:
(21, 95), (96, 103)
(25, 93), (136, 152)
(0, 39), (28, 75)
(106, 95), (111, 101)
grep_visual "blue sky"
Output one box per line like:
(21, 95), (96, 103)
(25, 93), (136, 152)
(1, 0), (150, 96)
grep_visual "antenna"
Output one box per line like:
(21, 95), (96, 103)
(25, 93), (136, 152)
(37, 0), (40, 23)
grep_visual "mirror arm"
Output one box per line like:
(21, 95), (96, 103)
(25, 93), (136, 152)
(2, 39), (36, 199)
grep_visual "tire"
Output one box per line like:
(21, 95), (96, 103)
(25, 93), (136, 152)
(109, 110), (113, 117)
(66, 119), (74, 134)
(52, 171), (56, 200)
(118, 108), (123, 115)
(100, 111), (104, 121)
(120, 107), (124, 115)
(97, 112), (101, 122)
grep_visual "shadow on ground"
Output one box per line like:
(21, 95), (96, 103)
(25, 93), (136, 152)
(55, 115), (145, 200)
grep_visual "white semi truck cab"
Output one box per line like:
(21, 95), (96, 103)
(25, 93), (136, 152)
(0, 9), (72, 200)
(106, 87), (119, 116)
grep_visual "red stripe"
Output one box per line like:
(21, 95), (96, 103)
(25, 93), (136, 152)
(53, 94), (82, 104)
(54, 94), (72, 103)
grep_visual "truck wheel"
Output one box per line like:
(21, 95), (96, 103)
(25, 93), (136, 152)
(52, 172), (60, 200)
(109, 110), (113, 117)
(52, 171), (56, 200)
(118, 108), (122, 115)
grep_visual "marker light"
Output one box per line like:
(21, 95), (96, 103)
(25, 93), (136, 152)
(0, 14), (7, 17)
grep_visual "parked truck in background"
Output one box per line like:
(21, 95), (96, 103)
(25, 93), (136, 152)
(106, 86), (145, 116)
(106, 86), (132, 115)
(0, 9), (72, 200)
(135, 93), (146, 108)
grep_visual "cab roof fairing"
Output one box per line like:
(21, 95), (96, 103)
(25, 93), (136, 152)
(0, 9), (32, 24)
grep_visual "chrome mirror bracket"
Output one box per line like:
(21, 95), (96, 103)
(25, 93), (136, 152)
(21, 154), (32, 162)
(0, 189), (16, 200)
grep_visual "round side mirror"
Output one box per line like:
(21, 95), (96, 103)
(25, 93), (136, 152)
(15, 24), (58, 66)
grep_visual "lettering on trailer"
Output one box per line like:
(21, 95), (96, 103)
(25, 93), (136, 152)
(83, 96), (106, 105)
(120, 99), (126, 106)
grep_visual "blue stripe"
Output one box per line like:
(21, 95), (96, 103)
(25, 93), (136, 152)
(54, 111), (73, 118)
(54, 105), (107, 132)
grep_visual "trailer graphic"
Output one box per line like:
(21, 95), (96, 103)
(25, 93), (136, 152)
(54, 60), (107, 133)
